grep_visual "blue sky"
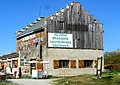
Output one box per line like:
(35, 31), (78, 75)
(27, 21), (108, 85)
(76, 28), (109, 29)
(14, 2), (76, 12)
(0, 0), (119, 54)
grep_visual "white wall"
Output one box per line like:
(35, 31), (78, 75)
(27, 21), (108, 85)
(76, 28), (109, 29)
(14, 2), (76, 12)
(45, 48), (104, 76)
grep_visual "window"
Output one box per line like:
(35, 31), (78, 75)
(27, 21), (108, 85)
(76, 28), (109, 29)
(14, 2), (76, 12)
(20, 59), (29, 66)
(53, 60), (69, 69)
(20, 62), (24, 66)
(20, 59), (24, 66)
(79, 60), (94, 68)
(84, 60), (93, 68)
(59, 60), (69, 68)
(12, 60), (18, 68)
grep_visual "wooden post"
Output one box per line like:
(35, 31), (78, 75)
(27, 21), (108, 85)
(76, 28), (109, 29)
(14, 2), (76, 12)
(96, 57), (103, 78)
(100, 57), (103, 77)
(96, 57), (99, 76)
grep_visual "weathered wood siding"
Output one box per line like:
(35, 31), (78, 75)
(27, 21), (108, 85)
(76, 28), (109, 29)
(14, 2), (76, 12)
(46, 2), (103, 50)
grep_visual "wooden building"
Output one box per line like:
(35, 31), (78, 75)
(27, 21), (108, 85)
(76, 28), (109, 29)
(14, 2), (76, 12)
(16, 2), (104, 76)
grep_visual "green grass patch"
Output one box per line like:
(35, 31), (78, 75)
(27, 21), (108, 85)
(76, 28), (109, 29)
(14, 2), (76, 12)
(0, 81), (19, 85)
(54, 71), (120, 85)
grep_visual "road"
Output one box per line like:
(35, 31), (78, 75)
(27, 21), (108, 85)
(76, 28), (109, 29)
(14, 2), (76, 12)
(8, 79), (57, 85)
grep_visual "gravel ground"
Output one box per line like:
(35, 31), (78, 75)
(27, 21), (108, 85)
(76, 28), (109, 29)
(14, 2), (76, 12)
(8, 79), (57, 85)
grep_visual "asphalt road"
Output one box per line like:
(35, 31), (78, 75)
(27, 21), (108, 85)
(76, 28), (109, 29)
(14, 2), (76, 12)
(8, 79), (57, 85)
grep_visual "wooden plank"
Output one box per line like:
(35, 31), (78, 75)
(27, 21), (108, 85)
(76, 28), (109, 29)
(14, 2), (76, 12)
(70, 60), (76, 68)
(53, 60), (59, 69)
(78, 60), (84, 68)
(45, 2), (103, 50)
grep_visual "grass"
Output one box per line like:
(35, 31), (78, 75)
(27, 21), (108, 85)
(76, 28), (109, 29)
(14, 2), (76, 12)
(54, 71), (120, 85)
(0, 81), (19, 85)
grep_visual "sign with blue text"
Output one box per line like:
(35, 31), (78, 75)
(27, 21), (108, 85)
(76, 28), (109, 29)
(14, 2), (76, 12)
(48, 33), (73, 48)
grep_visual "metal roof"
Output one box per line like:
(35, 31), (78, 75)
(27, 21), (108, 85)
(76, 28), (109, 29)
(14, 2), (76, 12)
(16, 18), (45, 39)
(0, 52), (19, 59)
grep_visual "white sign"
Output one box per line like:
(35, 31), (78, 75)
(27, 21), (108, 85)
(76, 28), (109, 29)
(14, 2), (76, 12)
(32, 70), (38, 78)
(48, 33), (73, 48)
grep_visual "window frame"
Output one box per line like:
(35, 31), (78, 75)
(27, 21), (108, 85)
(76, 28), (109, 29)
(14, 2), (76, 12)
(84, 60), (93, 68)
(59, 60), (69, 68)
(53, 60), (70, 69)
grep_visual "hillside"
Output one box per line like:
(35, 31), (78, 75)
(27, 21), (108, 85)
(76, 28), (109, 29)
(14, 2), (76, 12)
(105, 53), (120, 70)
(105, 53), (120, 65)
